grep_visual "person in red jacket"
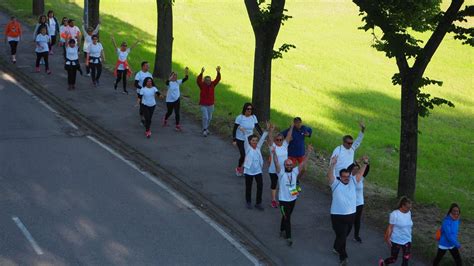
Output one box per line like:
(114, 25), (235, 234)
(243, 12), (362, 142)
(4, 16), (22, 63)
(196, 66), (221, 137)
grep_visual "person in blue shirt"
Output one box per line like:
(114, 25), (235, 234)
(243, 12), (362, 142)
(433, 203), (462, 266)
(281, 117), (312, 165)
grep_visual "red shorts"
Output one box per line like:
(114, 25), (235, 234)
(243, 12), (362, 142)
(288, 156), (304, 165)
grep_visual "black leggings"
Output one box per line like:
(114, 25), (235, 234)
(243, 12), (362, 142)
(279, 200), (296, 239)
(331, 213), (355, 261)
(269, 173), (278, 190)
(114, 70), (127, 92)
(35, 52), (49, 70)
(90, 63), (102, 83)
(433, 247), (462, 266)
(9, 41), (18, 55)
(49, 35), (57, 48)
(245, 174), (263, 204)
(165, 98), (181, 125)
(383, 242), (411, 266)
(236, 139), (245, 167)
(65, 64), (79, 85)
(142, 105), (156, 131)
(353, 204), (363, 238)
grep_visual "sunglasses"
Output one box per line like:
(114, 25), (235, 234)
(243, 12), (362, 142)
(275, 138), (283, 142)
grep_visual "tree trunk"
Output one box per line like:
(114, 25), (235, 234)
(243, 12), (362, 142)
(252, 34), (274, 121)
(398, 77), (418, 199)
(86, 0), (100, 30)
(154, 0), (173, 81)
(32, 0), (44, 16)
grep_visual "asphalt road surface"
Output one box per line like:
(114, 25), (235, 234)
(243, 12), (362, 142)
(0, 71), (254, 265)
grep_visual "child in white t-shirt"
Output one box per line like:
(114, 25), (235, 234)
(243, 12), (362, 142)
(34, 27), (51, 74)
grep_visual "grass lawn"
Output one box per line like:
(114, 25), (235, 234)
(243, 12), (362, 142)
(2, 0), (473, 218)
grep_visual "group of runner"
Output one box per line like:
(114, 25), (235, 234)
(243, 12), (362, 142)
(4, 13), (464, 266)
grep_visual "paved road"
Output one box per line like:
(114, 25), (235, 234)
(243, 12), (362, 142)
(0, 72), (254, 265)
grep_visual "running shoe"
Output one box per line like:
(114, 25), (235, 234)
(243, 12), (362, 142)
(175, 125), (182, 132)
(254, 204), (264, 211)
(339, 258), (348, 266)
(162, 118), (168, 127)
(145, 130), (151, 138)
(332, 248), (339, 255)
(378, 259), (385, 266)
(122, 90), (129, 95)
(46, 70), (52, 75)
(205, 129), (211, 135)
(12, 58), (16, 64)
(86, 73), (91, 77)
(35, 67), (40, 73)
(203, 130), (208, 137)
(286, 238), (293, 247)
(353, 236), (362, 243)
(271, 200), (278, 208)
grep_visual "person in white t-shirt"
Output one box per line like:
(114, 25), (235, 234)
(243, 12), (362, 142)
(272, 143), (313, 246)
(111, 35), (141, 94)
(232, 103), (263, 176)
(134, 61), (153, 125)
(34, 27), (51, 74)
(347, 162), (370, 243)
(46, 10), (59, 54)
(239, 122), (269, 210)
(82, 21), (100, 76)
(327, 154), (368, 265)
(138, 77), (164, 138)
(64, 39), (82, 90)
(163, 67), (189, 131)
(267, 124), (293, 208)
(330, 122), (366, 177)
(379, 197), (413, 266)
(85, 35), (105, 86)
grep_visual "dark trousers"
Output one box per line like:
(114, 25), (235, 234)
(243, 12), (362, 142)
(84, 52), (90, 74)
(66, 67), (77, 85)
(383, 242), (411, 266)
(9, 41), (18, 55)
(353, 204), (363, 238)
(49, 35), (57, 49)
(245, 173), (263, 204)
(331, 213), (355, 261)
(90, 63), (102, 83)
(142, 105), (156, 131)
(35, 52), (49, 69)
(279, 200), (296, 239)
(164, 98), (181, 125)
(236, 139), (245, 167)
(269, 173), (278, 190)
(137, 94), (144, 117)
(114, 70), (127, 91)
(433, 247), (462, 266)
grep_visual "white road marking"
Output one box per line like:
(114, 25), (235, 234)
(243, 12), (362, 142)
(1, 72), (79, 129)
(11, 216), (44, 255)
(86, 136), (261, 266)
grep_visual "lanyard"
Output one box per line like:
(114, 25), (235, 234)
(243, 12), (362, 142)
(287, 172), (293, 186)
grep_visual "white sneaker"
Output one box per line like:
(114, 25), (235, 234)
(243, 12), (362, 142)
(203, 130), (208, 137)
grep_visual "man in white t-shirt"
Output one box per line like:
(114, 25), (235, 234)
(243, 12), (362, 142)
(330, 122), (366, 176)
(327, 154), (369, 265)
(272, 144), (313, 247)
(134, 61), (153, 125)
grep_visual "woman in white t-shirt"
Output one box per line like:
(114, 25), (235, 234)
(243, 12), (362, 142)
(46, 10), (59, 54)
(138, 77), (163, 138)
(34, 27), (51, 74)
(82, 21), (100, 75)
(239, 123), (269, 210)
(272, 144), (312, 246)
(86, 35), (105, 86)
(58, 17), (69, 59)
(163, 67), (189, 131)
(111, 35), (141, 94)
(267, 124), (293, 208)
(379, 197), (413, 266)
(64, 38), (82, 90)
(232, 103), (263, 176)
(347, 162), (370, 243)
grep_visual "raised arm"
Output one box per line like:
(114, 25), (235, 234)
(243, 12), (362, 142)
(92, 23), (100, 34)
(267, 122), (275, 148)
(285, 124), (294, 143)
(352, 121), (366, 150)
(111, 35), (118, 50)
(182, 67), (189, 83)
(197, 67), (204, 87)
(327, 156), (337, 185)
(212, 66), (221, 86)
(257, 131), (268, 149)
(354, 155), (369, 183)
(130, 39), (142, 50)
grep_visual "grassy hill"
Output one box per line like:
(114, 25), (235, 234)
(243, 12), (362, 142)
(2, 0), (473, 218)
